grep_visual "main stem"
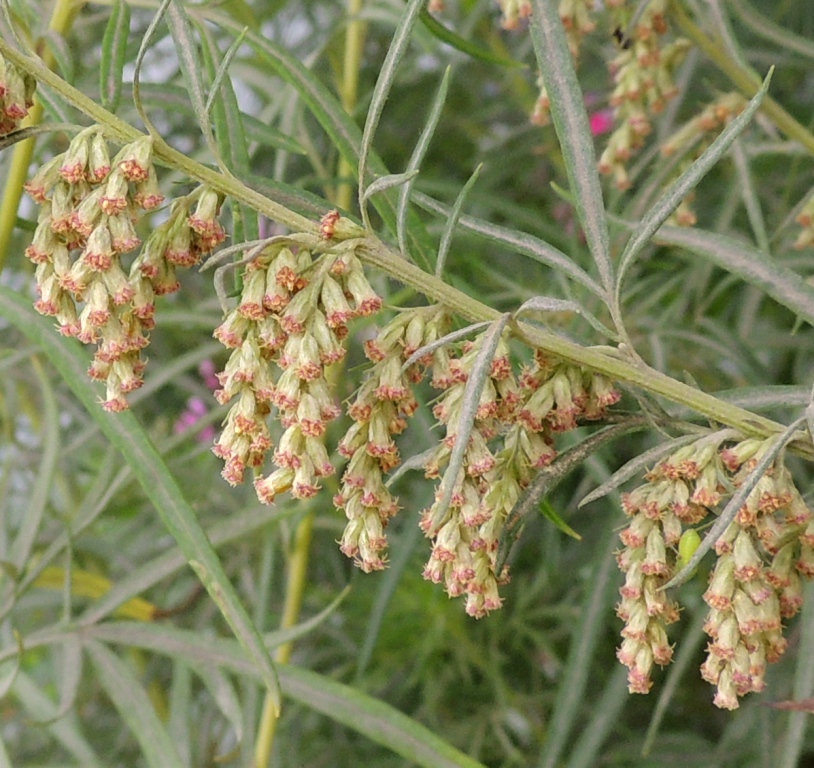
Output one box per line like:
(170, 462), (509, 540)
(0, 37), (809, 459)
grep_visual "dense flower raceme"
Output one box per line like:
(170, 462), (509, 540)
(617, 434), (814, 709)
(211, 217), (381, 507)
(24, 128), (225, 411)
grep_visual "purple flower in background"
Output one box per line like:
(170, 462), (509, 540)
(174, 360), (218, 442)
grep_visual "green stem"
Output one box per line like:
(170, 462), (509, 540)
(336, 0), (366, 211)
(671, 1), (814, 157)
(253, 512), (314, 768)
(2, 36), (809, 459)
(0, 0), (86, 273)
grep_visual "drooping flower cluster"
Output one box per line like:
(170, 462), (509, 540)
(24, 128), (225, 411)
(616, 434), (814, 708)
(335, 305), (447, 572)
(598, 1), (690, 190)
(211, 216), (382, 507)
(420, 345), (620, 617)
(0, 51), (36, 136)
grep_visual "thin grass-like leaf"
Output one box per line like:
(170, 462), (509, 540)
(85, 622), (488, 768)
(398, 67), (451, 254)
(168, 661), (193, 767)
(778, 581), (814, 768)
(199, 29), (257, 241)
(204, 26), (247, 117)
(12, 671), (102, 767)
(358, 0), (426, 228)
(529, 0), (612, 295)
(728, 0), (814, 59)
(515, 296), (583, 317)
(663, 417), (805, 590)
(54, 636), (82, 720)
(617, 70), (772, 293)
(79, 505), (294, 625)
(0, 288), (281, 712)
(362, 170), (419, 204)
(166, 0), (226, 173)
(429, 315), (510, 535)
(85, 640), (186, 768)
(100, 0), (130, 112)
(243, 113), (306, 155)
(413, 191), (604, 297)
(436, 163), (482, 279)
(419, 9), (524, 68)
(732, 139), (770, 253)
(194, 664), (243, 745)
(564, 666), (629, 768)
(11, 358), (58, 571)
(537, 528), (619, 768)
(133, 0), (173, 137)
(42, 30), (74, 83)
(656, 225), (814, 326)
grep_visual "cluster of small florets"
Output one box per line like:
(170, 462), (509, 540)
(658, 92), (747, 225)
(24, 128), (225, 411)
(598, 1), (690, 190)
(616, 434), (814, 709)
(419, 347), (619, 617)
(211, 213), (381, 507)
(0, 52), (36, 136)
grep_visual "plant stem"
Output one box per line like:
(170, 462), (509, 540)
(253, 511), (314, 768)
(336, 0), (366, 211)
(0, 0), (85, 273)
(2, 36), (809, 458)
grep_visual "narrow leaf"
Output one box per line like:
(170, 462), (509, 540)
(430, 315), (510, 535)
(529, 0), (613, 294)
(413, 192), (604, 297)
(86, 622), (489, 768)
(0, 289), (281, 712)
(166, 0), (226, 172)
(436, 163), (482, 278)
(100, 0), (131, 112)
(358, 0), (426, 227)
(401, 320), (491, 371)
(85, 640), (186, 768)
(398, 67), (451, 254)
(419, 9), (525, 68)
(362, 170), (420, 204)
(663, 417), (806, 590)
(656, 225), (814, 326)
(617, 70), (772, 291)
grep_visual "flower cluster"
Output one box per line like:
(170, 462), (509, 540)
(598, 1), (690, 190)
(616, 434), (814, 708)
(0, 51), (36, 136)
(211, 215), (382, 507)
(24, 129), (225, 410)
(335, 305), (446, 572)
(420, 346), (620, 617)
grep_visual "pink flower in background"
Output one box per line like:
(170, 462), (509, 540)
(174, 360), (219, 442)
(590, 108), (615, 136)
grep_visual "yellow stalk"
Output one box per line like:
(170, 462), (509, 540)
(253, 511), (314, 768)
(336, 0), (366, 211)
